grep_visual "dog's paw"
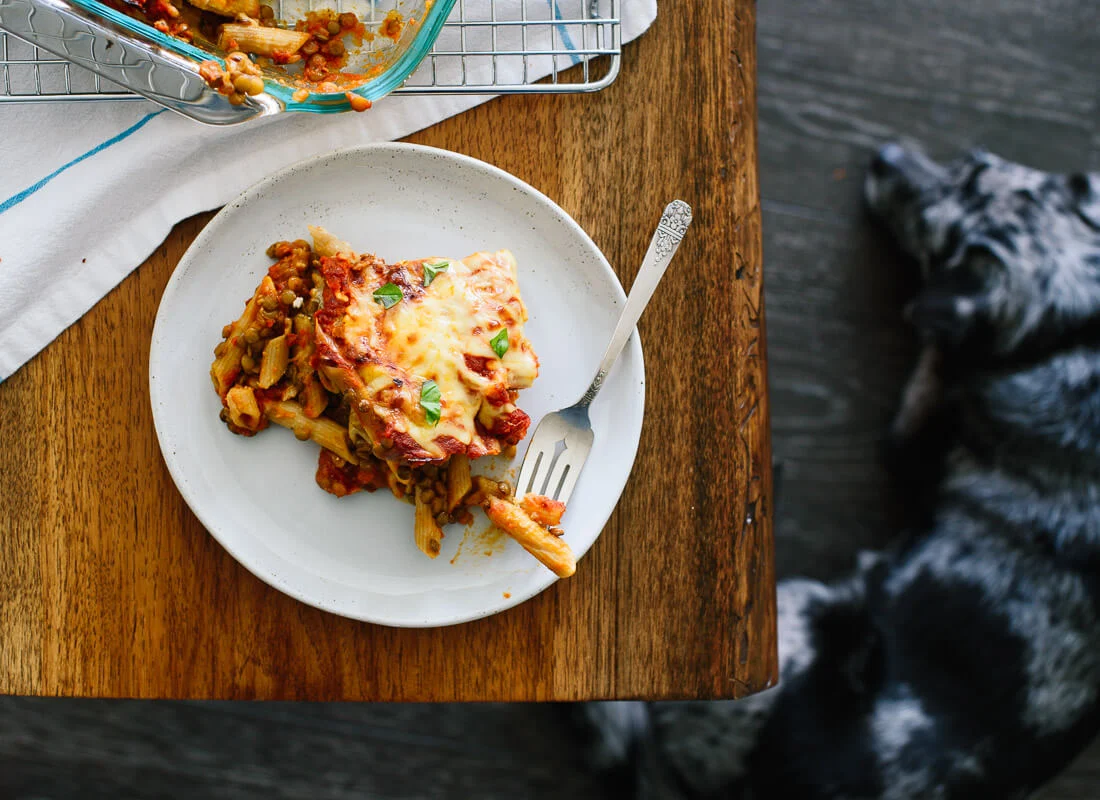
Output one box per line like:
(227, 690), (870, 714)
(883, 346), (946, 472)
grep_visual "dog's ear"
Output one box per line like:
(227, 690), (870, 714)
(1069, 172), (1100, 229)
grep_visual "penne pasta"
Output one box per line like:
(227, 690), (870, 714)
(264, 399), (358, 464)
(466, 474), (510, 507)
(257, 334), (289, 389)
(389, 461), (414, 486)
(519, 494), (565, 527)
(308, 225), (354, 259)
(300, 378), (328, 419)
(386, 470), (407, 499)
(219, 24), (311, 57)
(485, 497), (576, 578)
(211, 276), (275, 399)
(474, 475), (508, 498)
(226, 385), (263, 431)
(414, 487), (444, 558)
(286, 315), (329, 417)
(188, 0), (260, 17)
(445, 454), (472, 511)
(211, 342), (246, 399)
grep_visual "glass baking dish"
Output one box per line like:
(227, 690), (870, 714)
(83, 0), (456, 107)
(0, 0), (457, 122)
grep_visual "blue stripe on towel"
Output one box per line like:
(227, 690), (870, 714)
(0, 109), (166, 217)
(546, 0), (581, 66)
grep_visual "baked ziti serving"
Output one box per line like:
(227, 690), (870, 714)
(210, 226), (576, 578)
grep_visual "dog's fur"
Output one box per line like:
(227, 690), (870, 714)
(579, 145), (1100, 799)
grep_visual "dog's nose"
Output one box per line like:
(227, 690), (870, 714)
(871, 143), (907, 177)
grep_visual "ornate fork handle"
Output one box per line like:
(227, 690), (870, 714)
(576, 200), (693, 409)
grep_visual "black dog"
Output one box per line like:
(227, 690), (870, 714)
(580, 145), (1100, 799)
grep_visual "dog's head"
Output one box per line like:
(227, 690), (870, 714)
(865, 144), (1100, 358)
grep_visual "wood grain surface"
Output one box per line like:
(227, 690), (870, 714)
(5, 0), (1100, 795)
(0, 0), (775, 701)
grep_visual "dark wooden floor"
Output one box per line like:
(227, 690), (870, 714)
(3, 1), (1099, 797)
(761, 0), (1099, 581)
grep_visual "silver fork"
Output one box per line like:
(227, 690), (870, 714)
(515, 199), (693, 504)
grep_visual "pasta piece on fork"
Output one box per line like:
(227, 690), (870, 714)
(484, 496), (576, 578)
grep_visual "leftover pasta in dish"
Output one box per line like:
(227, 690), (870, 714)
(210, 227), (575, 578)
(107, 0), (409, 104)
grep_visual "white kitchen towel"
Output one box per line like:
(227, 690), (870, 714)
(0, 0), (656, 381)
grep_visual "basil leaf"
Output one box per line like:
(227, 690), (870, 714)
(490, 328), (510, 358)
(423, 260), (450, 288)
(373, 283), (403, 309)
(420, 379), (442, 426)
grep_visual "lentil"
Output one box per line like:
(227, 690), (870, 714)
(233, 73), (265, 96)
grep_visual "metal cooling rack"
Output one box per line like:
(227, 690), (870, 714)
(0, 0), (620, 101)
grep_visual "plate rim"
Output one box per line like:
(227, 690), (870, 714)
(149, 141), (645, 627)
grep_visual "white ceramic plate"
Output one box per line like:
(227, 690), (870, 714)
(149, 143), (645, 627)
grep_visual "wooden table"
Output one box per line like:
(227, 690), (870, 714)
(0, 0), (775, 701)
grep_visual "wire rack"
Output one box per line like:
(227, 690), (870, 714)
(0, 0), (619, 101)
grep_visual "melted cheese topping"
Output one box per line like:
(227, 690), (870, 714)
(329, 250), (539, 462)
